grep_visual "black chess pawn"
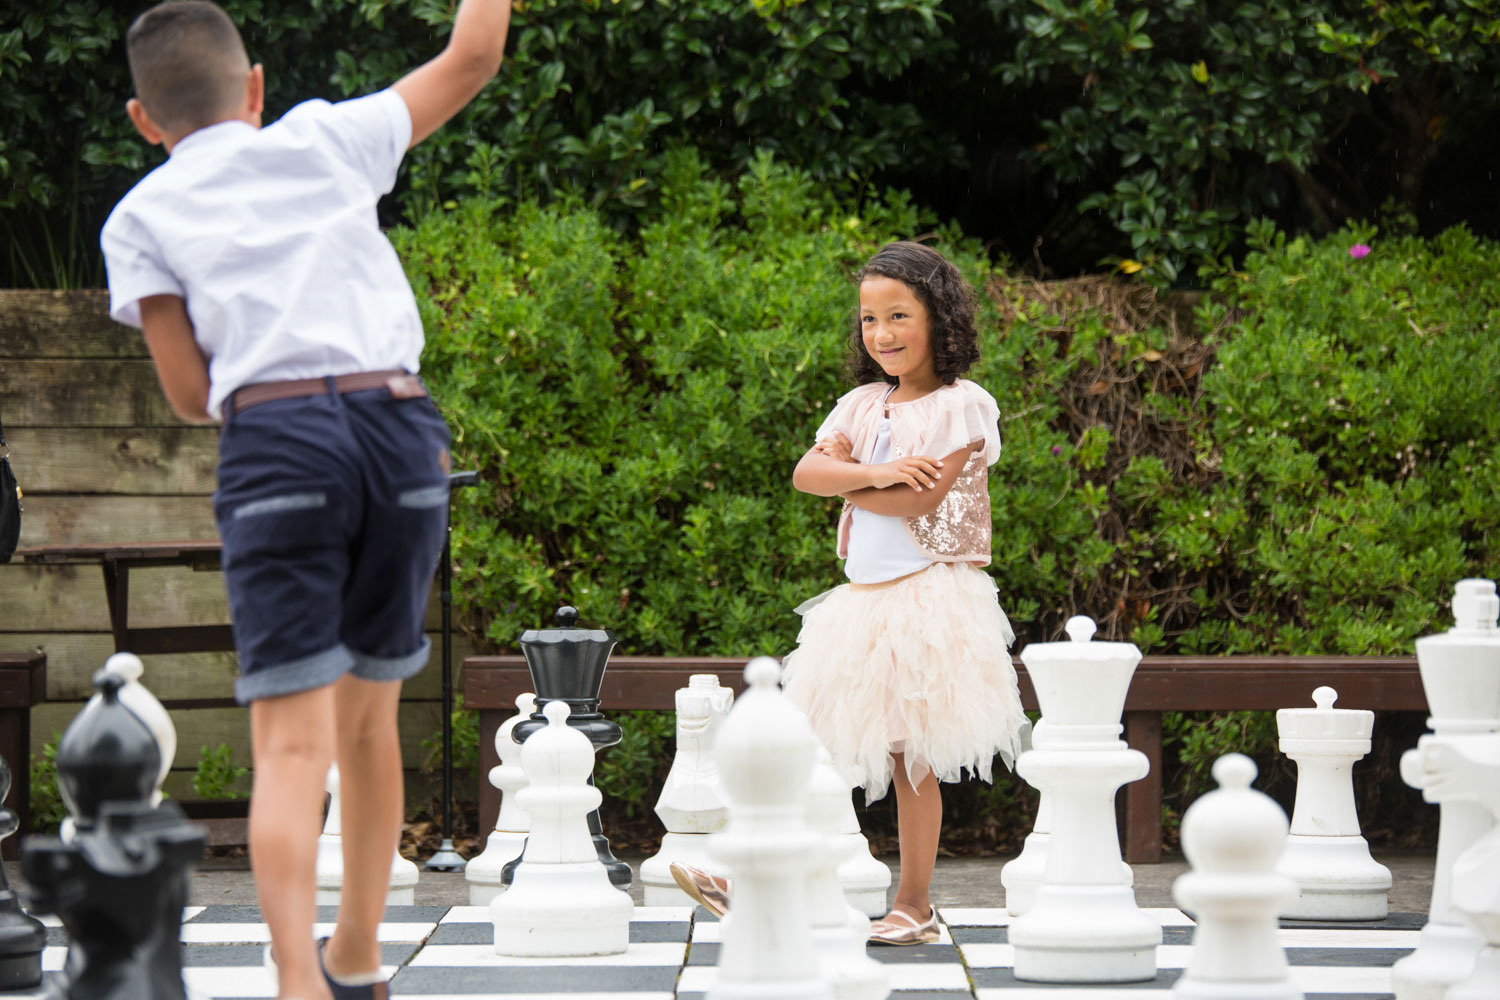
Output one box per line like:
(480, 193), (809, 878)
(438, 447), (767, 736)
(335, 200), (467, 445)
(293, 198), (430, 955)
(0, 754), (47, 990)
(20, 670), (205, 1000)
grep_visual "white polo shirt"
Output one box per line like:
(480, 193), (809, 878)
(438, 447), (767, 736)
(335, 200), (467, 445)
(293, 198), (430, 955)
(101, 90), (421, 420)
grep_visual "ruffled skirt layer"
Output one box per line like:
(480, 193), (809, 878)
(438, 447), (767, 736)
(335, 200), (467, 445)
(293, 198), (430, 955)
(781, 561), (1028, 804)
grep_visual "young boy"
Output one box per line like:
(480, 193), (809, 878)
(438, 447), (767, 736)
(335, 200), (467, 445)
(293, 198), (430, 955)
(101, 3), (511, 998)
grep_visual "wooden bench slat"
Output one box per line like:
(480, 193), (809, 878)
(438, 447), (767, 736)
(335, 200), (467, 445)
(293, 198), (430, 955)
(463, 653), (1426, 861)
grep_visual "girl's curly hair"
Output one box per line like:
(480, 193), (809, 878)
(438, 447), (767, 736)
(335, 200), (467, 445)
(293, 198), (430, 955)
(846, 241), (980, 387)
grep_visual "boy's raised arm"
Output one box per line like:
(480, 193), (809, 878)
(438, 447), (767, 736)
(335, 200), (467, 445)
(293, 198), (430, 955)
(392, 0), (512, 149)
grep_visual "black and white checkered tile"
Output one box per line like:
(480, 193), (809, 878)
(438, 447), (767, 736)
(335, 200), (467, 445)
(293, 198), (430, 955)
(15, 904), (1415, 999)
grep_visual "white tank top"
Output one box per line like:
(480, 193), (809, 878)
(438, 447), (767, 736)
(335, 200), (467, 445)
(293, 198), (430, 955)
(843, 417), (934, 584)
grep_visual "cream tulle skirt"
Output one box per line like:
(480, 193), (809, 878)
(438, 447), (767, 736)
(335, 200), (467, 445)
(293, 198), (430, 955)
(781, 561), (1029, 804)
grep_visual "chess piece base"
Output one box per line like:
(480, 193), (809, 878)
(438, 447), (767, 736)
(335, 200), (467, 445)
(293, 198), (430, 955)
(1011, 884), (1160, 983)
(1277, 834), (1392, 920)
(1001, 830), (1048, 916)
(0, 955), (41, 992)
(0, 887), (46, 991)
(466, 830), (528, 905)
(641, 833), (725, 907)
(1447, 946), (1500, 1000)
(1173, 979), (1304, 1000)
(491, 860), (632, 957)
(1393, 920), (1484, 1000)
(835, 834), (891, 919)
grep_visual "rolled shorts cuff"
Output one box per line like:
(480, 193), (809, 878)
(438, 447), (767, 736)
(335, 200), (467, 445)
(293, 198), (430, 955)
(350, 637), (431, 683)
(235, 645), (356, 704)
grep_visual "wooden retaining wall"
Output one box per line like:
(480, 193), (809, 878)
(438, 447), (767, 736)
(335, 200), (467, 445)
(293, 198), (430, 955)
(0, 290), (473, 808)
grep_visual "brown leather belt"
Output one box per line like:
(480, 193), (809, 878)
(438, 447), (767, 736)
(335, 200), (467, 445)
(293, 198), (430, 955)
(231, 370), (426, 413)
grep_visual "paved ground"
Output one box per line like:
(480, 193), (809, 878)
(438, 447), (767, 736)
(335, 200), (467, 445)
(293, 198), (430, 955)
(133, 848), (1436, 912)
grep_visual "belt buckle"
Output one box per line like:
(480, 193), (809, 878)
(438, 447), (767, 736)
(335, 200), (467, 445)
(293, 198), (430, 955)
(385, 374), (426, 399)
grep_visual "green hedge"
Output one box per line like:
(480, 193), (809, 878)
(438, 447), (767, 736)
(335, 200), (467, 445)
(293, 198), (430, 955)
(408, 154), (1499, 661)
(404, 157), (1494, 847)
(7, 0), (1499, 287)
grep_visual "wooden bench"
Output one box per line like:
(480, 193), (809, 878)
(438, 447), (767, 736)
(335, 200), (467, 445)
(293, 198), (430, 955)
(462, 654), (1425, 863)
(0, 650), (47, 858)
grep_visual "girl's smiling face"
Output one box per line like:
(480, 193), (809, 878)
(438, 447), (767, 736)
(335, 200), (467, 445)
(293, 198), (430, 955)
(860, 276), (937, 387)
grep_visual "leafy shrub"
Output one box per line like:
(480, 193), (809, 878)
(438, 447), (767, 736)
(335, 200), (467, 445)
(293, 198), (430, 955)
(192, 743), (250, 800)
(403, 161), (1496, 848)
(28, 733), (67, 832)
(986, 0), (1500, 283)
(0, 0), (945, 286)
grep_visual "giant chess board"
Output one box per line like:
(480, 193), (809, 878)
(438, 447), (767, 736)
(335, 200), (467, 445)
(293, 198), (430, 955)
(21, 903), (1418, 999)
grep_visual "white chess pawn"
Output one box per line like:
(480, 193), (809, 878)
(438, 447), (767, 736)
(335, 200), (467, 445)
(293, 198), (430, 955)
(490, 700), (632, 957)
(465, 692), (537, 905)
(708, 657), (832, 1000)
(1001, 719), (1049, 916)
(640, 675), (734, 906)
(315, 763), (418, 907)
(821, 744), (892, 920)
(804, 739), (889, 1000)
(1394, 579), (1500, 1000)
(1009, 616), (1160, 983)
(1172, 754), (1300, 1000)
(1275, 686), (1391, 919)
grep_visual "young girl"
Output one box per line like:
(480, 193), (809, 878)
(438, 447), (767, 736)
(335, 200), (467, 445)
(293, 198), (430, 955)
(785, 240), (1027, 943)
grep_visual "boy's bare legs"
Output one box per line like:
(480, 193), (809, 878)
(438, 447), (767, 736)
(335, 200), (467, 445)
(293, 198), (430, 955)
(323, 673), (405, 981)
(250, 685), (338, 1000)
(888, 752), (942, 922)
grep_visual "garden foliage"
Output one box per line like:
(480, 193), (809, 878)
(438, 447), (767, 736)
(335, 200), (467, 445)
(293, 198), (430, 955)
(404, 156), (1497, 842)
(987, 0), (1500, 283)
(0, 0), (944, 286)
(7, 0), (1499, 287)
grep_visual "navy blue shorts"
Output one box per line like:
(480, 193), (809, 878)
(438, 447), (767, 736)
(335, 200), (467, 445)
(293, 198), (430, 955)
(214, 382), (452, 703)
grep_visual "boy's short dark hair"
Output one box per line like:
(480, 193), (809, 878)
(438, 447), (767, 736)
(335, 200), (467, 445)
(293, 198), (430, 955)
(126, 1), (250, 135)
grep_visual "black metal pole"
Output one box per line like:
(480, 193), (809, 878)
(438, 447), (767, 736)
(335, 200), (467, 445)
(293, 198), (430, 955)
(425, 470), (478, 872)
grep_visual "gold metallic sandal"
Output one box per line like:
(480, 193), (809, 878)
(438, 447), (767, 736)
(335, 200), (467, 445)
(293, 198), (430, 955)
(868, 907), (939, 946)
(669, 861), (731, 918)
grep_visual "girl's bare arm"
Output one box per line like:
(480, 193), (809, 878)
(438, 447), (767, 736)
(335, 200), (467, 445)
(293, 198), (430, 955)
(842, 443), (978, 518)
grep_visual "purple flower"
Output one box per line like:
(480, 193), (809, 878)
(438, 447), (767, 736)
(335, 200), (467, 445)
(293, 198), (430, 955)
(1051, 445), (1062, 456)
(1348, 243), (1371, 259)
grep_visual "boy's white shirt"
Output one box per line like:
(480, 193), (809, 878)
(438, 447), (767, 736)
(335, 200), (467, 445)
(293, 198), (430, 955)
(101, 90), (420, 421)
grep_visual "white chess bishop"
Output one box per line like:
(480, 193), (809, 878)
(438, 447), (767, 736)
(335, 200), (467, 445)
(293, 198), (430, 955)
(490, 700), (632, 957)
(640, 674), (735, 906)
(1393, 578), (1500, 1000)
(315, 763), (418, 907)
(1008, 616), (1160, 983)
(465, 692), (537, 905)
(1275, 686), (1391, 919)
(1172, 754), (1301, 1000)
(708, 657), (831, 1000)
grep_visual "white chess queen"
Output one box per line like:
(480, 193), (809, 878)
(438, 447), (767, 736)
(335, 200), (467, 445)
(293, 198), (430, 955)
(782, 241), (1028, 944)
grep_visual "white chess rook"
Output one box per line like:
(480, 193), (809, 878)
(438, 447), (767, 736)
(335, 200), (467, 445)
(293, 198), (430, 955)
(466, 692), (537, 905)
(1008, 616), (1160, 983)
(804, 742), (890, 1000)
(640, 675), (735, 906)
(708, 657), (832, 1000)
(1393, 579), (1500, 1000)
(1172, 754), (1301, 1000)
(490, 700), (632, 957)
(1275, 686), (1392, 919)
(315, 763), (418, 907)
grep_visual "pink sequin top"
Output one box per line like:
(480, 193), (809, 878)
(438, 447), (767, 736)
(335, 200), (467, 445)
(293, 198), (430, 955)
(813, 379), (1001, 565)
